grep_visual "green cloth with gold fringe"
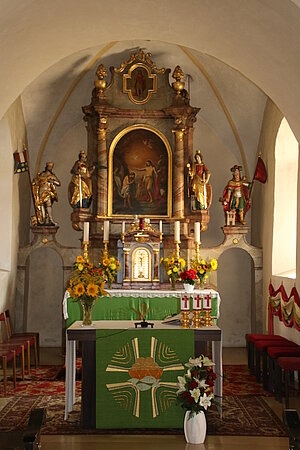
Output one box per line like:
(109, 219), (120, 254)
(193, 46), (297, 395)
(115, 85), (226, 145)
(95, 329), (194, 429)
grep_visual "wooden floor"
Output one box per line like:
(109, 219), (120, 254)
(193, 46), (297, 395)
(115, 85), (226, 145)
(35, 346), (295, 450)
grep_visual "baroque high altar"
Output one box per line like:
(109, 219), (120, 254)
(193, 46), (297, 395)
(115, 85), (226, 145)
(70, 49), (213, 287)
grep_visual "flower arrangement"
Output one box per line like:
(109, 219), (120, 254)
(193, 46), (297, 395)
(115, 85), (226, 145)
(180, 268), (198, 286)
(99, 255), (121, 287)
(160, 255), (186, 287)
(191, 258), (218, 286)
(67, 255), (108, 325)
(68, 255), (106, 301)
(177, 355), (216, 417)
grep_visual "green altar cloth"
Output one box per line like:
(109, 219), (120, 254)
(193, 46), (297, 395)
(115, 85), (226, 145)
(95, 329), (194, 429)
(65, 293), (219, 328)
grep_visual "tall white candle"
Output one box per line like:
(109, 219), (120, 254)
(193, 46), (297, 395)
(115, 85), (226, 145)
(122, 221), (125, 234)
(194, 222), (201, 243)
(174, 221), (180, 243)
(159, 220), (163, 233)
(83, 222), (89, 242)
(103, 220), (110, 241)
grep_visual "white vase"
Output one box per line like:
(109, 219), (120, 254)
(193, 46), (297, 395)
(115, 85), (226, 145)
(183, 283), (194, 293)
(184, 410), (207, 444)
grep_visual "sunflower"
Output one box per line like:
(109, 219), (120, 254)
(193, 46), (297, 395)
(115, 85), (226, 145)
(76, 255), (84, 263)
(102, 258), (110, 267)
(86, 283), (99, 298)
(211, 259), (218, 270)
(74, 283), (85, 296)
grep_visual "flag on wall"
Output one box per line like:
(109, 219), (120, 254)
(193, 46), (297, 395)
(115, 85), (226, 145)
(13, 148), (28, 173)
(253, 156), (267, 183)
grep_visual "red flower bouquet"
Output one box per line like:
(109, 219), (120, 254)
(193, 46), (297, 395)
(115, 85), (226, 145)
(180, 268), (198, 286)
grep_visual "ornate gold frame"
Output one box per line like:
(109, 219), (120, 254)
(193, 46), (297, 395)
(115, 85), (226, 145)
(108, 124), (172, 218)
(123, 63), (157, 105)
(131, 246), (152, 282)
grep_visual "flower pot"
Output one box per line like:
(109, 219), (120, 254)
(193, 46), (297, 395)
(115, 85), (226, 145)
(80, 299), (95, 326)
(184, 410), (207, 444)
(183, 283), (194, 293)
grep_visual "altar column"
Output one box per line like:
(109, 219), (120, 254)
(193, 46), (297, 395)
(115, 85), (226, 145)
(97, 117), (108, 217)
(172, 121), (185, 218)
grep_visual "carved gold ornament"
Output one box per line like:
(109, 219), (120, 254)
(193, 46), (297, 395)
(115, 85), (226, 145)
(172, 65), (185, 95)
(114, 49), (165, 74)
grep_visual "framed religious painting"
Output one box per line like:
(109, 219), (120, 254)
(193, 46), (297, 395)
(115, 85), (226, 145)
(108, 125), (172, 218)
(123, 63), (157, 104)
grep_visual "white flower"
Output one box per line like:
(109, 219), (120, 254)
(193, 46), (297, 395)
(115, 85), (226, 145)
(202, 356), (214, 367)
(185, 357), (203, 368)
(177, 376), (186, 394)
(199, 392), (214, 410)
(190, 388), (201, 403)
(197, 379), (208, 389)
(186, 369), (191, 379)
(177, 376), (186, 385)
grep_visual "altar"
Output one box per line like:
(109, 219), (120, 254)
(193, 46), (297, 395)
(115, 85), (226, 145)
(64, 288), (221, 328)
(65, 320), (222, 429)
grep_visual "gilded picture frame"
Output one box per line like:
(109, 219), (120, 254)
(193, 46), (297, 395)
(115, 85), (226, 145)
(108, 124), (172, 218)
(123, 63), (157, 105)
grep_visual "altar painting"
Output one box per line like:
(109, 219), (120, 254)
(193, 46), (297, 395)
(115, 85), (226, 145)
(109, 127), (171, 217)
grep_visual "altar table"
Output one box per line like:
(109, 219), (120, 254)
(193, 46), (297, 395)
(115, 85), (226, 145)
(64, 288), (221, 328)
(65, 321), (222, 428)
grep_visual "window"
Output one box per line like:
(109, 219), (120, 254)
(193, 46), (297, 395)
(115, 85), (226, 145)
(272, 118), (298, 278)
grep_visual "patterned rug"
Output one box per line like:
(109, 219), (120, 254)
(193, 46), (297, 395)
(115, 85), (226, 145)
(0, 394), (287, 436)
(0, 364), (289, 436)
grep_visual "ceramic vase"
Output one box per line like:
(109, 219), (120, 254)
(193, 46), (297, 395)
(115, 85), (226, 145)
(183, 283), (195, 293)
(184, 410), (207, 444)
(80, 299), (95, 326)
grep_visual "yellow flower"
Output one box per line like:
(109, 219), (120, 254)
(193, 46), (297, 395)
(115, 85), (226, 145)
(211, 259), (218, 270)
(167, 269), (172, 275)
(179, 258), (186, 268)
(78, 263), (84, 271)
(86, 283), (99, 298)
(76, 255), (84, 263)
(173, 267), (179, 273)
(197, 265), (202, 272)
(200, 259), (206, 265)
(204, 274), (209, 279)
(160, 257), (164, 264)
(109, 263), (116, 271)
(199, 269), (204, 274)
(169, 257), (174, 265)
(109, 257), (115, 262)
(102, 258), (109, 267)
(67, 287), (74, 297)
(74, 283), (85, 296)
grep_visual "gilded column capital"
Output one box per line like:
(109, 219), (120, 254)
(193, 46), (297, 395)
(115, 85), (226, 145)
(172, 128), (185, 142)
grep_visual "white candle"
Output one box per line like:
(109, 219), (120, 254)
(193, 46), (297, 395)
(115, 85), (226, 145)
(103, 220), (110, 242)
(159, 220), (163, 233)
(122, 221), (125, 234)
(174, 221), (180, 243)
(194, 222), (201, 244)
(83, 222), (89, 242)
(203, 294), (212, 310)
(193, 295), (202, 310)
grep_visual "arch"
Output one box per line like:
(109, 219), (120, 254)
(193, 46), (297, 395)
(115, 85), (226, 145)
(218, 247), (253, 346)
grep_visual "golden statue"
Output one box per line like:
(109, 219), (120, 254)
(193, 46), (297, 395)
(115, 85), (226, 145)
(187, 151), (212, 211)
(32, 162), (61, 225)
(68, 150), (95, 208)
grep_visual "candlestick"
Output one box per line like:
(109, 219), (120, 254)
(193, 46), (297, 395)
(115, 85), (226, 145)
(103, 241), (109, 259)
(103, 220), (109, 242)
(194, 222), (201, 244)
(174, 221), (180, 243)
(83, 242), (89, 263)
(195, 242), (200, 261)
(175, 242), (180, 259)
(83, 222), (89, 242)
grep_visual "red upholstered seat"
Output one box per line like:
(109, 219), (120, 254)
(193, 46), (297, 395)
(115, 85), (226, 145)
(246, 334), (286, 343)
(275, 357), (300, 408)
(277, 357), (300, 371)
(268, 347), (300, 359)
(255, 340), (297, 352)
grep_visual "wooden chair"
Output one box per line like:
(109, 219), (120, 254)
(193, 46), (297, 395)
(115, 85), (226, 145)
(0, 313), (25, 379)
(4, 309), (39, 367)
(0, 407), (46, 449)
(0, 347), (16, 395)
